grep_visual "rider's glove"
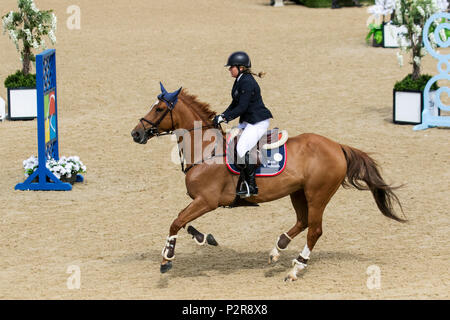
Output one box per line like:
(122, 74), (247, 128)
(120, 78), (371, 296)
(213, 114), (226, 127)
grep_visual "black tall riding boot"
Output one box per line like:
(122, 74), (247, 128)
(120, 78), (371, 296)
(236, 151), (258, 197)
(245, 163), (258, 196)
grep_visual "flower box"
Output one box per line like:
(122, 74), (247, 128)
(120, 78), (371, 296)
(23, 155), (86, 185)
(296, 0), (370, 8)
(271, 0), (284, 6)
(393, 89), (440, 125)
(383, 23), (410, 48)
(60, 174), (78, 185)
(32, 174), (77, 185)
(7, 87), (37, 120)
(0, 96), (5, 121)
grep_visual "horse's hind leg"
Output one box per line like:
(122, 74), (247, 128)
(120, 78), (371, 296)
(284, 205), (325, 281)
(269, 189), (308, 264)
(284, 183), (341, 281)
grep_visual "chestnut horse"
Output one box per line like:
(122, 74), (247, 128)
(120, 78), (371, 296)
(131, 84), (406, 281)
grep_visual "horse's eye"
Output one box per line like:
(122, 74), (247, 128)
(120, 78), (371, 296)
(155, 107), (164, 112)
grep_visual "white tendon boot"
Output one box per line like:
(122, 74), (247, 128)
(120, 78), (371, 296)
(285, 244), (310, 282)
(285, 259), (308, 282)
(269, 233), (292, 264)
(161, 235), (178, 261)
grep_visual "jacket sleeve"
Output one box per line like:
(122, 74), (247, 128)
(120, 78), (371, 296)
(221, 100), (237, 120)
(222, 80), (253, 122)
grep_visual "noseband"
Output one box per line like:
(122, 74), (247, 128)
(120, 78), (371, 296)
(139, 96), (176, 137)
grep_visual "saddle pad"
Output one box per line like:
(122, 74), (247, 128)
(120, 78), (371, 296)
(226, 134), (287, 177)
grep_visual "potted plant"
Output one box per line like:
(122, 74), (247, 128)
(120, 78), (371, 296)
(306, 0), (376, 8)
(293, 0), (375, 8)
(392, 0), (446, 124)
(23, 155), (86, 185)
(367, 0), (396, 47)
(366, 22), (384, 47)
(1, 0), (56, 120)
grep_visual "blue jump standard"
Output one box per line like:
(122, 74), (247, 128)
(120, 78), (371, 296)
(15, 171), (84, 191)
(14, 49), (83, 191)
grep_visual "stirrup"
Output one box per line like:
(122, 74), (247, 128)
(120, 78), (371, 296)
(237, 180), (251, 198)
(237, 181), (258, 197)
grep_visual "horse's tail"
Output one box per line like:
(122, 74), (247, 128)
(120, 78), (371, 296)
(340, 145), (406, 223)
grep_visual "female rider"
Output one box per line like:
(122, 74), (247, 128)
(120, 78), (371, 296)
(213, 51), (273, 196)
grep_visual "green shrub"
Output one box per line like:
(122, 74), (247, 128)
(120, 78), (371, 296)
(295, 0), (374, 8)
(394, 74), (439, 91)
(4, 70), (36, 88)
(366, 24), (383, 45)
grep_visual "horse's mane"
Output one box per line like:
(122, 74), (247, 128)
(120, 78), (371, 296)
(179, 89), (217, 124)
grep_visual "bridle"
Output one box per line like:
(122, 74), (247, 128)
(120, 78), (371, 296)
(139, 95), (176, 137)
(138, 94), (225, 174)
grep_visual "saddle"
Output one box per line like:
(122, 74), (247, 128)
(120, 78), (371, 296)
(225, 127), (288, 176)
(223, 127), (288, 208)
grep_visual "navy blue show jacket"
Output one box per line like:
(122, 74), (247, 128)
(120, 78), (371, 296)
(222, 73), (273, 124)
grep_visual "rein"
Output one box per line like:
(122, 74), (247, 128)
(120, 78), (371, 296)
(182, 151), (226, 174)
(176, 125), (226, 175)
(139, 96), (226, 174)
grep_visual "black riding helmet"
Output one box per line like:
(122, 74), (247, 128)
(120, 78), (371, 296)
(225, 51), (251, 68)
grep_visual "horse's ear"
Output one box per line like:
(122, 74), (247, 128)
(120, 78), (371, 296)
(160, 82), (167, 94)
(165, 87), (183, 104)
(174, 87), (182, 97)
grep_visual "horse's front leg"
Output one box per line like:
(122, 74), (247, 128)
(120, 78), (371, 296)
(160, 197), (217, 273)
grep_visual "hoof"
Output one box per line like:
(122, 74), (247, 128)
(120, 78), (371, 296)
(284, 276), (297, 282)
(268, 254), (280, 264)
(284, 272), (298, 282)
(268, 247), (280, 264)
(160, 261), (172, 274)
(206, 234), (218, 246)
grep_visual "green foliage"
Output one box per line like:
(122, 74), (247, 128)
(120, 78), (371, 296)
(394, 74), (439, 91)
(366, 23), (383, 44)
(4, 70), (36, 88)
(294, 0), (374, 8)
(429, 18), (450, 41)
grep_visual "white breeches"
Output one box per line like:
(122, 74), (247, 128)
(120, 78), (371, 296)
(236, 119), (270, 158)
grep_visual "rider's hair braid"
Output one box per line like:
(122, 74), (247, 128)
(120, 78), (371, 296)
(241, 67), (266, 78)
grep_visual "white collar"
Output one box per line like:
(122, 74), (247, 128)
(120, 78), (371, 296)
(236, 74), (243, 82)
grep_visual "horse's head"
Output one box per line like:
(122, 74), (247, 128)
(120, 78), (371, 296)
(131, 82), (182, 144)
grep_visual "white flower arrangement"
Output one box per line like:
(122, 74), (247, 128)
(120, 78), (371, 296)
(1, 0), (57, 75)
(397, 51), (404, 66)
(23, 155), (86, 179)
(394, 0), (447, 80)
(368, 0), (396, 20)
